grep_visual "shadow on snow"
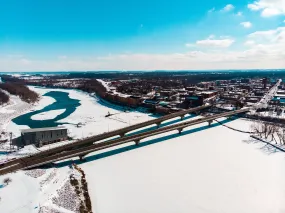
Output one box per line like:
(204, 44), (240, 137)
(54, 117), (239, 168)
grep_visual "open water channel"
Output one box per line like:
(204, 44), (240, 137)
(12, 90), (81, 128)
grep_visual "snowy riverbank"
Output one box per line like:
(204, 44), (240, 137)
(0, 90), (56, 149)
(0, 87), (56, 145)
(1, 86), (154, 156)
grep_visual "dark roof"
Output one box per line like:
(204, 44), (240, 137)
(21, 126), (67, 134)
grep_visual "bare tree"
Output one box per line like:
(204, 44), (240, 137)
(3, 177), (12, 185)
(276, 126), (285, 145)
(251, 121), (278, 141)
(263, 122), (277, 141)
(250, 121), (263, 138)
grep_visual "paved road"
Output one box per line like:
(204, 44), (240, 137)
(0, 107), (249, 175)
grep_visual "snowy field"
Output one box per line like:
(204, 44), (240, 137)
(80, 118), (285, 213)
(31, 109), (66, 120)
(1, 86), (154, 159)
(0, 88), (56, 141)
(0, 93), (33, 146)
(6, 86), (153, 140)
(0, 166), (75, 213)
(1, 86), (285, 213)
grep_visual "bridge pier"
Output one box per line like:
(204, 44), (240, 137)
(208, 120), (213, 126)
(156, 122), (161, 128)
(135, 140), (140, 146)
(120, 133), (125, 137)
(79, 155), (85, 161)
(178, 128), (183, 134)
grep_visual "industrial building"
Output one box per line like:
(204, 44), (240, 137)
(13, 127), (68, 147)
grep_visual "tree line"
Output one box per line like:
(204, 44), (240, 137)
(77, 79), (107, 94)
(0, 76), (107, 102)
(0, 83), (39, 103)
(0, 90), (9, 105)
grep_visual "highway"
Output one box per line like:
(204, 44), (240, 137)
(0, 107), (249, 175)
(255, 79), (282, 109)
(7, 105), (210, 162)
(0, 105), (209, 173)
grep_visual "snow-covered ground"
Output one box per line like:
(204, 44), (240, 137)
(0, 165), (75, 213)
(31, 109), (66, 120)
(57, 90), (153, 139)
(5, 86), (153, 140)
(1, 85), (285, 213)
(0, 88), (56, 151)
(80, 118), (285, 213)
(0, 94), (32, 144)
(1, 86), (154, 160)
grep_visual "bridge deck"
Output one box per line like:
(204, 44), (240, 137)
(0, 105), (210, 170)
(0, 107), (249, 175)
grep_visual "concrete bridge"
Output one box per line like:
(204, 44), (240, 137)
(254, 79), (282, 109)
(0, 79), (279, 175)
(0, 105), (209, 172)
(0, 107), (249, 175)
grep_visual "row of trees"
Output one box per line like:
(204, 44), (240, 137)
(7, 77), (108, 95)
(251, 121), (285, 145)
(0, 83), (39, 103)
(117, 79), (184, 95)
(0, 76), (108, 102)
(77, 79), (107, 94)
(0, 90), (9, 105)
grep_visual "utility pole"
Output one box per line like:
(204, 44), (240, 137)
(9, 132), (12, 152)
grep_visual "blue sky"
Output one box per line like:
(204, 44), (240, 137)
(0, 0), (285, 71)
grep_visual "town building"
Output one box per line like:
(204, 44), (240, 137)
(13, 127), (68, 147)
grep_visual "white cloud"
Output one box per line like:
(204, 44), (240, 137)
(208, 34), (215, 39)
(221, 4), (235, 12)
(262, 8), (282, 17)
(0, 46), (284, 72)
(248, 27), (285, 42)
(1, 28), (285, 72)
(249, 30), (276, 38)
(244, 40), (256, 46)
(58, 55), (67, 59)
(240, 21), (252, 28)
(248, 0), (285, 17)
(248, 3), (260, 10)
(185, 43), (195, 47)
(236, 11), (243, 16)
(196, 38), (235, 48)
(245, 27), (285, 59)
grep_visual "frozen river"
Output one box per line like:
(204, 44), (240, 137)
(12, 90), (81, 128)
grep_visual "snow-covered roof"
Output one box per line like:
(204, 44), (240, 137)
(21, 126), (67, 134)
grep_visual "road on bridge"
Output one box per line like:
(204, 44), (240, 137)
(0, 107), (249, 175)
